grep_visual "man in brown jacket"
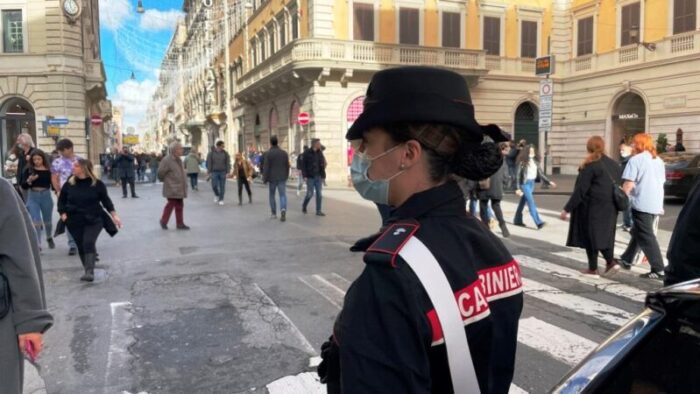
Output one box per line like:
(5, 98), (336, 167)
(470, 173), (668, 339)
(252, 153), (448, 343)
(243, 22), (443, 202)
(158, 141), (190, 230)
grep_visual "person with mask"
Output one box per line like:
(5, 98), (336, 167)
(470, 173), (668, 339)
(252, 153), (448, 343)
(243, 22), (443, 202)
(513, 145), (556, 229)
(619, 141), (633, 231)
(51, 138), (80, 256)
(318, 67), (523, 394)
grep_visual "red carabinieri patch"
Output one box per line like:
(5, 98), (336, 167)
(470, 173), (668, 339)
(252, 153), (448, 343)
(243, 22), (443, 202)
(426, 259), (523, 346)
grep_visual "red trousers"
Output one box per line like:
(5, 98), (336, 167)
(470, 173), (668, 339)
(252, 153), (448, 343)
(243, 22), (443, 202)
(161, 198), (184, 226)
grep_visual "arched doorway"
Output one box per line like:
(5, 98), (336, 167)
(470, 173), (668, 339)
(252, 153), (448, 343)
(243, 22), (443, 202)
(1, 97), (36, 177)
(612, 92), (646, 148)
(514, 102), (539, 147)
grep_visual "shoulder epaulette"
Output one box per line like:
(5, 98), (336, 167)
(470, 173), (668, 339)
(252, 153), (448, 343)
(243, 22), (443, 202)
(365, 220), (420, 268)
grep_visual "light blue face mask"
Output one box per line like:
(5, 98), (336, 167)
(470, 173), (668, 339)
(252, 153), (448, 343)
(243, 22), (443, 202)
(350, 145), (405, 205)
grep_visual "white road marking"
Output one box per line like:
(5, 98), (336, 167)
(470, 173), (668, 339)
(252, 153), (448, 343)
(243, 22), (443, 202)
(518, 317), (597, 366)
(509, 384), (529, 394)
(515, 255), (647, 303)
(298, 275), (345, 309)
(266, 372), (326, 393)
(523, 278), (635, 326)
(252, 283), (317, 355)
(104, 302), (133, 394)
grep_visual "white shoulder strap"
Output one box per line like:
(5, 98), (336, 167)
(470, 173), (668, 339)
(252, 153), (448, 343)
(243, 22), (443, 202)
(398, 236), (481, 394)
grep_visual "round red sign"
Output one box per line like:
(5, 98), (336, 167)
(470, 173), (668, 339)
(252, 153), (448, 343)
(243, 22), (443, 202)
(297, 112), (311, 126)
(90, 115), (102, 126)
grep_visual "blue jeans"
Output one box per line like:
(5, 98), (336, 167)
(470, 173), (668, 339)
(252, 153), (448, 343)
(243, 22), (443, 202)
(188, 173), (198, 190)
(514, 180), (544, 226)
(211, 171), (227, 201)
(303, 176), (323, 213)
(268, 180), (288, 214)
(26, 189), (54, 246)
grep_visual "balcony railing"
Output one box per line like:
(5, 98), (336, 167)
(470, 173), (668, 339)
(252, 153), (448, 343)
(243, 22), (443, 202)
(238, 39), (487, 91)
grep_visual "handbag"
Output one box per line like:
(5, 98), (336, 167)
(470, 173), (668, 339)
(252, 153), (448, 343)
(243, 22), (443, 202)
(0, 272), (11, 320)
(603, 164), (629, 212)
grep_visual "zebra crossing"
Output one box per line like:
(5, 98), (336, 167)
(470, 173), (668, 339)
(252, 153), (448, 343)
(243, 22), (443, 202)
(268, 251), (651, 394)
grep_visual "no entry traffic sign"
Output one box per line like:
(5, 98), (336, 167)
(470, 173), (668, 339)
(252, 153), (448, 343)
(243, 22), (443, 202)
(297, 112), (311, 126)
(90, 115), (103, 126)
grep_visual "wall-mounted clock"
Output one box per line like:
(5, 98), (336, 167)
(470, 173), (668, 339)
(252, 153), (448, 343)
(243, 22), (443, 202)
(63, 0), (82, 23)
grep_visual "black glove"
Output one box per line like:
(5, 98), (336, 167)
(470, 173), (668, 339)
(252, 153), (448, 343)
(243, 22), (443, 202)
(318, 337), (341, 390)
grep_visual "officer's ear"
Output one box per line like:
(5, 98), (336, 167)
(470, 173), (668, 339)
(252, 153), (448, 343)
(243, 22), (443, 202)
(402, 140), (423, 169)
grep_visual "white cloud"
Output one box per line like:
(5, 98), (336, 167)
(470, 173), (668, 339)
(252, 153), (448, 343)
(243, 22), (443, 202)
(139, 9), (184, 31)
(99, 0), (132, 31)
(111, 79), (158, 130)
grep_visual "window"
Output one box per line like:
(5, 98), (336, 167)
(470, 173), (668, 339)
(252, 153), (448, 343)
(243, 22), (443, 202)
(673, 0), (697, 34)
(291, 10), (299, 40)
(399, 8), (419, 45)
(483, 16), (501, 55)
(442, 12), (461, 48)
(267, 24), (275, 53)
(621, 2), (641, 46)
(353, 3), (374, 41)
(577, 16), (594, 56)
(260, 34), (266, 61)
(521, 20), (537, 58)
(2, 10), (23, 53)
(278, 15), (286, 47)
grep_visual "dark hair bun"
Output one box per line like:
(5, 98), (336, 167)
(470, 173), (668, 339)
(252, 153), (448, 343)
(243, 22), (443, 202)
(452, 142), (503, 180)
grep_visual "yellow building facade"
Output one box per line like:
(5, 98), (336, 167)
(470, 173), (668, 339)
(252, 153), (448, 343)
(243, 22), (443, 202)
(157, 0), (699, 180)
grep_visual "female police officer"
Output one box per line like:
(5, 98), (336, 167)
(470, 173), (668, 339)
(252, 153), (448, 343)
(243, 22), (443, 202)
(318, 67), (523, 394)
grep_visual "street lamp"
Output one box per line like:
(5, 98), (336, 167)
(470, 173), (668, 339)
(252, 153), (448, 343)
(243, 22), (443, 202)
(137, 1), (145, 14)
(629, 26), (656, 51)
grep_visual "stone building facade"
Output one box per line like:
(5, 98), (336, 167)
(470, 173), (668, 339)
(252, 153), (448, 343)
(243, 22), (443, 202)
(0, 0), (109, 174)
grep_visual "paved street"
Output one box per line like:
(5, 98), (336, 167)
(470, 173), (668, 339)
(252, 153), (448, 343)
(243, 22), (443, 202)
(33, 179), (673, 394)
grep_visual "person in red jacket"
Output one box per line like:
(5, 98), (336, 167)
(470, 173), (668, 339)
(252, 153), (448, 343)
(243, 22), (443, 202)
(318, 67), (522, 394)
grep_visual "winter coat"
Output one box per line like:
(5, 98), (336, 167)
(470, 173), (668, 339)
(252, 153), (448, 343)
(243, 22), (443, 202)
(564, 156), (621, 250)
(477, 161), (506, 201)
(302, 149), (326, 178)
(263, 146), (290, 183)
(234, 159), (253, 179)
(184, 154), (201, 174)
(114, 153), (137, 179)
(158, 155), (188, 199)
(0, 178), (53, 394)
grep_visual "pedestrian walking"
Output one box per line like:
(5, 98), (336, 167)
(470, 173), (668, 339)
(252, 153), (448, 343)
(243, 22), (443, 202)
(21, 150), (56, 250)
(513, 145), (556, 229)
(14, 133), (37, 201)
(50, 139), (80, 256)
(664, 180), (700, 285)
(302, 138), (326, 216)
(150, 152), (161, 183)
(57, 159), (121, 282)
(263, 136), (290, 221)
(505, 140), (519, 190)
(618, 133), (667, 280)
(0, 177), (54, 394)
(320, 67), (521, 393)
(477, 142), (510, 237)
(158, 142), (190, 230)
(619, 140), (634, 231)
(4, 150), (19, 195)
(295, 146), (307, 196)
(138, 154), (147, 182)
(114, 148), (139, 198)
(206, 141), (231, 205)
(233, 153), (253, 205)
(185, 150), (201, 191)
(560, 136), (622, 277)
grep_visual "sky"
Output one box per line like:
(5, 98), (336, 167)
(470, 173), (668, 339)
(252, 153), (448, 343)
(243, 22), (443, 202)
(99, 0), (184, 133)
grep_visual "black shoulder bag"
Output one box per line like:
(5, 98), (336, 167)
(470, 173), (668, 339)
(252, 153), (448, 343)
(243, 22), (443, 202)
(603, 164), (629, 212)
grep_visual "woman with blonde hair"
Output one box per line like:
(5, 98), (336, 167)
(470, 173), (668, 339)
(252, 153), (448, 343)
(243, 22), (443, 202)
(561, 136), (622, 277)
(57, 159), (121, 282)
(233, 152), (253, 205)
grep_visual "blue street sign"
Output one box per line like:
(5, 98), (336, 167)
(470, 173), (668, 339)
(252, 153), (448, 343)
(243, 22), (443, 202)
(47, 118), (69, 125)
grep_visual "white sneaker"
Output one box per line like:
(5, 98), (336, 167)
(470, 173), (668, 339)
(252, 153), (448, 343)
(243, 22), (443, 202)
(214, 197), (219, 203)
(218, 201), (224, 206)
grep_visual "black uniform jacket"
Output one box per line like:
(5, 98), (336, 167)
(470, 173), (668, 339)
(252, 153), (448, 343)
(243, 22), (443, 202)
(325, 181), (524, 394)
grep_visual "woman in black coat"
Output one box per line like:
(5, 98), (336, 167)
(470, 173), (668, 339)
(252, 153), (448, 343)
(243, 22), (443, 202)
(561, 136), (622, 277)
(477, 143), (510, 237)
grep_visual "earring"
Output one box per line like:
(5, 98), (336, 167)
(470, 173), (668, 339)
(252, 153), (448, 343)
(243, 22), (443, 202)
(400, 163), (405, 169)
